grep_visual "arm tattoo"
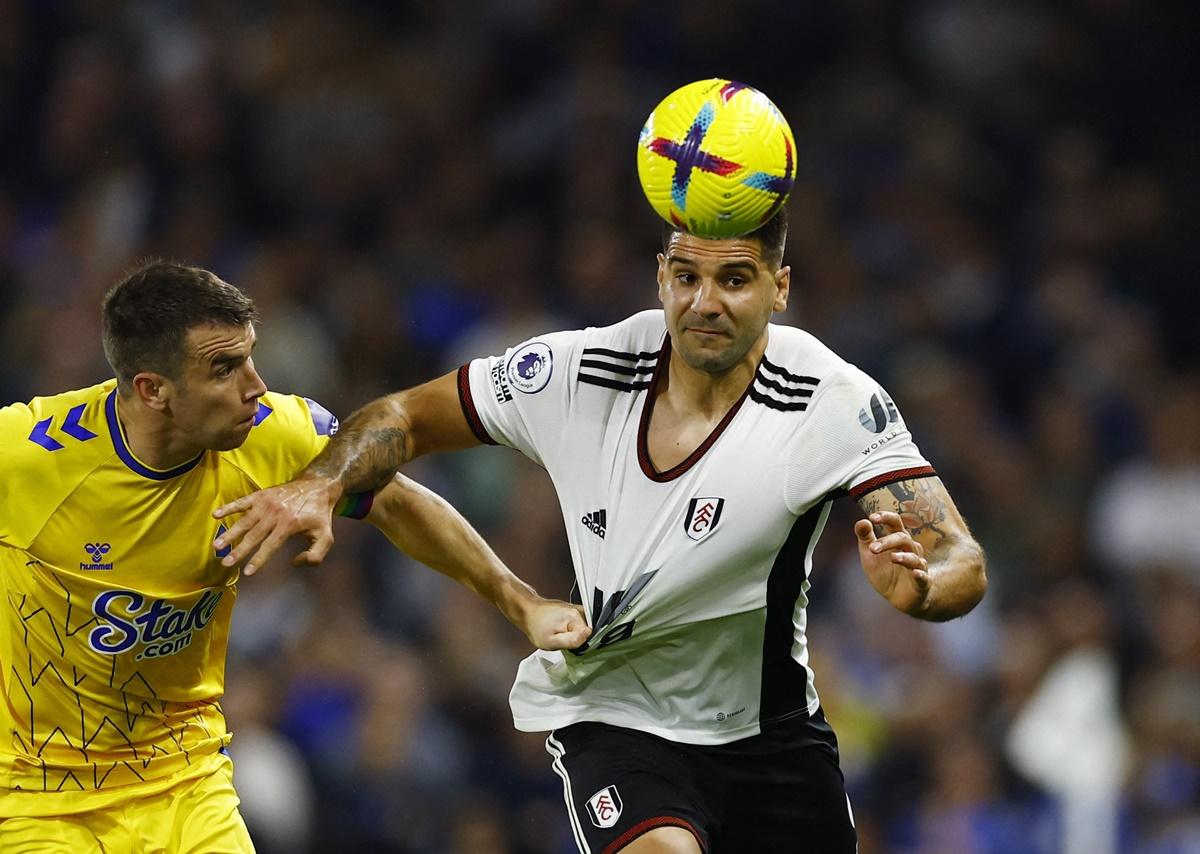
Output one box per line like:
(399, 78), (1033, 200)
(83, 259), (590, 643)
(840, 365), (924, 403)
(309, 422), (410, 494)
(859, 478), (949, 542)
(858, 477), (986, 619)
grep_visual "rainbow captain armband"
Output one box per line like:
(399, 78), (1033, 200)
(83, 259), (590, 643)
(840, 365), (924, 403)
(334, 491), (375, 519)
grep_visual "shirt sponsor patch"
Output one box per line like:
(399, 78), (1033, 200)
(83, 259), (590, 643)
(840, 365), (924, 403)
(858, 390), (899, 434)
(861, 428), (902, 456)
(586, 785), (623, 828)
(506, 342), (553, 394)
(89, 588), (223, 662)
(490, 360), (513, 403)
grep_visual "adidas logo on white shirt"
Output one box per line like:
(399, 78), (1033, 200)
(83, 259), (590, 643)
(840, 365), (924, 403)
(581, 509), (607, 539)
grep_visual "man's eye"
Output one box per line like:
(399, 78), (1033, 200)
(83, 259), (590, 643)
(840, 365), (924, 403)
(728, 277), (746, 287)
(677, 273), (696, 284)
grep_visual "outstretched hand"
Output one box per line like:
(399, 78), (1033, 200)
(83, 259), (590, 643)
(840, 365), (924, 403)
(213, 477), (340, 575)
(517, 599), (592, 652)
(854, 511), (931, 616)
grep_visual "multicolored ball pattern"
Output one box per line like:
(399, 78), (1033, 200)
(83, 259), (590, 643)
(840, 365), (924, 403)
(636, 78), (796, 239)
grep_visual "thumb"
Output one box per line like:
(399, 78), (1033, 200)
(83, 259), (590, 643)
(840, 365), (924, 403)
(854, 519), (876, 544)
(558, 624), (593, 650)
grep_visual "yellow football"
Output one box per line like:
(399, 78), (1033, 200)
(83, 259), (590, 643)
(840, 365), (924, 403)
(636, 78), (796, 238)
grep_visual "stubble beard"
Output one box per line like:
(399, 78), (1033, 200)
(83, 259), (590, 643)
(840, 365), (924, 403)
(675, 332), (747, 375)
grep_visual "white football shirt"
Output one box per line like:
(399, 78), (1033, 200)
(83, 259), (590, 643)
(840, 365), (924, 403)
(459, 310), (934, 745)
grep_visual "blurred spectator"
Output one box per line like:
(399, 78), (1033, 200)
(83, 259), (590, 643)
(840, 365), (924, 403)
(1091, 378), (1200, 583)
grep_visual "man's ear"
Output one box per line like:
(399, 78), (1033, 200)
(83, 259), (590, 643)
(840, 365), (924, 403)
(131, 371), (173, 413)
(656, 252), (668, 303)
(773, 265), (791, 313)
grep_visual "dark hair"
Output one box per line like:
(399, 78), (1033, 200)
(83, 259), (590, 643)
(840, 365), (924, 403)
(102, 261), (260, 391)
(660, 207), (789, 269)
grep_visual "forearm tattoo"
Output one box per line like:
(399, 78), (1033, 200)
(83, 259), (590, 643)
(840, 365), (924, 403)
(859, 478), (949, 544)
(309, 418), (410, 494)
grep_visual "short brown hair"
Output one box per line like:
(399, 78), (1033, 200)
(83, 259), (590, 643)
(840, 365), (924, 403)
(102, 261), (260, 391)
(660, 207), (789, 269)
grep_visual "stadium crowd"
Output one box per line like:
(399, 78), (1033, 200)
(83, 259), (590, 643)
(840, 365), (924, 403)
(0, 2), (1194, 852)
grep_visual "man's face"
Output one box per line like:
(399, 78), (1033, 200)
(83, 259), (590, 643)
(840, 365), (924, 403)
(657, 231), (790, 374)
(165, 323), (267, 452)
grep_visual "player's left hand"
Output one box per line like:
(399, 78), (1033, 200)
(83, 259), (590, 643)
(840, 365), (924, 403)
(854, 511), (931, 616)
(519, 599), (592, 651)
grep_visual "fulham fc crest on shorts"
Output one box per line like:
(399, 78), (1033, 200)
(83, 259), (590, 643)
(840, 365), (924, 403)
(684, 496), (725, 542)
(586, 785), (623, 828)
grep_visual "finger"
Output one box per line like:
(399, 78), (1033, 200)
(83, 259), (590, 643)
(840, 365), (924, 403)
(854, 519), (876, 543)
(292, 533), (335, 567)
(888, 550), (928, 571)
(908, 566), (931, 596)
(550, 624), (592, 650)
(242, 529), (292, 577)
(566, 627), (593, 646)
(869, 532), (916, 553)
(213, 495), (254, 520)
(868, 511), (904, 532)
(214, 511), (261, 551)
(222, 519), (272, 568)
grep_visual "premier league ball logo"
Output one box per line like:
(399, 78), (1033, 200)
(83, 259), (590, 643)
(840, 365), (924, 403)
(506, 342), (553, 394)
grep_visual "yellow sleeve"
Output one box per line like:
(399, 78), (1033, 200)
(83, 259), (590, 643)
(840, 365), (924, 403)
(0, 402), (37, 545)
(224, 392), (338, 488)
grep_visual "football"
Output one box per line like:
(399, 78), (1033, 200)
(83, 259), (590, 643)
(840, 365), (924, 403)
(636, 78), (796, 238)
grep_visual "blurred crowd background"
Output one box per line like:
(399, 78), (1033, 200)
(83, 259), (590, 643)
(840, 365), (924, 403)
(1, 1), (1196, 852)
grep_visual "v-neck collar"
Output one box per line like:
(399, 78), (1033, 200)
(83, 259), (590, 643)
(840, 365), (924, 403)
(636, 334), (759, 483)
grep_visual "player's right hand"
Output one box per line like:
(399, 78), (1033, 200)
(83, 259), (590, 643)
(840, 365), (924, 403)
(854, 510), (931, 615)
(213, 475), (341, 575)
(520, 599), (592, 651)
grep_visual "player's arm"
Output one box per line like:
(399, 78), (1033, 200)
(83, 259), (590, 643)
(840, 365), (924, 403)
(214, 372), (477, 574)
(366, 473), (590, 651)
(853, 476), (986, 621)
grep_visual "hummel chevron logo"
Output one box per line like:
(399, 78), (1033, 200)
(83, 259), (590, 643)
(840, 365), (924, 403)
(28, 404), (98, 451)
(581, 509), (607, 539)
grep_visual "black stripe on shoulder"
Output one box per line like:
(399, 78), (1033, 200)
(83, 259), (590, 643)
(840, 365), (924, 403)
(579, 358), (657, 377)
(749, 389), (808, 412)
(754, 373), (815, 398)
(583, 347), (660, 361)
(760, 356), (820, 386)
(579, 374), (652, 392)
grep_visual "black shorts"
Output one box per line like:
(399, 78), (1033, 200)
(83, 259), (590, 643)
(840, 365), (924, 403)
(545, 709), (857, 853)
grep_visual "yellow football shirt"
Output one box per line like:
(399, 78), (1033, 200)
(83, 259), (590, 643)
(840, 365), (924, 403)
(0, 380), (335, 816)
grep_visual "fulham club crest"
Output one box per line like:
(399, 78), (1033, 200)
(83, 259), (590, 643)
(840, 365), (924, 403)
(684, 496), (725, 542)
(586, 785), (623, 828)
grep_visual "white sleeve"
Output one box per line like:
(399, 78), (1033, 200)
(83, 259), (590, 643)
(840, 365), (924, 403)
(785, 366), (936, 512)
(456, 329), (582, 468)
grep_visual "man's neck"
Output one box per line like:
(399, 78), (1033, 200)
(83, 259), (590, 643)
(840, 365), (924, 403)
(661, 331), (767, 421)
(115, 394), (201, 471)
